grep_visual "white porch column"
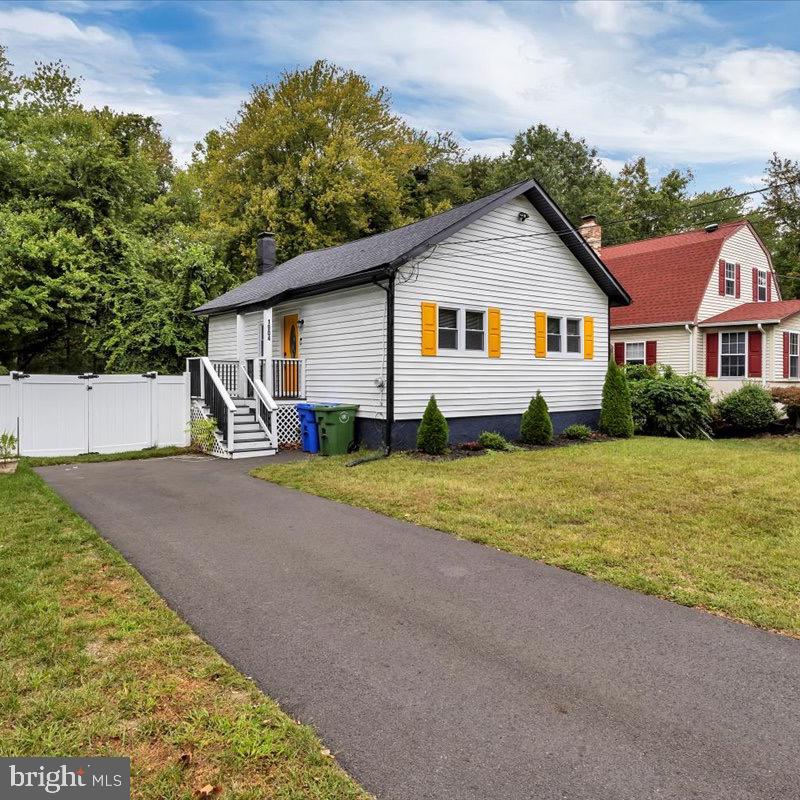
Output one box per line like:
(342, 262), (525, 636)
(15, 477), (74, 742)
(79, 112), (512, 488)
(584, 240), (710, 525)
(235, 312), (245, 397)
(262, 308), (274, 395)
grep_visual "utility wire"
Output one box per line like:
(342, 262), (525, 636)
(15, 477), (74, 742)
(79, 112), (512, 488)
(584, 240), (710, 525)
(427, 178), (799, 252)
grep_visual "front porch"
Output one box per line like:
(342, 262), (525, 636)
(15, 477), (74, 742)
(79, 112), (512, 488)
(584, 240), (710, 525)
(187, 357), (303, 458)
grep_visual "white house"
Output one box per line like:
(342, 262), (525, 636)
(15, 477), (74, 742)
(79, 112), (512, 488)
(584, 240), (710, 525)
(191, 179), (630, 457)
(604, 220), (800, 395)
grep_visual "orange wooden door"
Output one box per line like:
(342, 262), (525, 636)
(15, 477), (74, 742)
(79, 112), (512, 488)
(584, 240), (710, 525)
(282, 314), (300, 394)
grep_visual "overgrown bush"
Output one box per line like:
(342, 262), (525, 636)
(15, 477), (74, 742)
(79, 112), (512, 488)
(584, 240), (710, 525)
(716, 384), (779, 433)
(416, 395), (449, 454)
(562, 423), (592, 441)
(599, 360), (634, 438)
(771, 386), (800, 428)
(477, 431), (513, 451)
(188, 417), (217, 453)
(627, 366), (712, 438)
(0, 431), (17, 461)
(0, 365), (8, 376)
(520, 391), (553, 445)
(624, 363), (659, 382)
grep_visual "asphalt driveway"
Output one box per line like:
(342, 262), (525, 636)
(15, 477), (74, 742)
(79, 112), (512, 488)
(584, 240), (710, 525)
(39, 456), (800, 800)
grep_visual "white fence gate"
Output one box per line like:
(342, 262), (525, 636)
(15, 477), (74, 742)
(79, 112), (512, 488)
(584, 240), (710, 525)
(0, 372), (190, 457)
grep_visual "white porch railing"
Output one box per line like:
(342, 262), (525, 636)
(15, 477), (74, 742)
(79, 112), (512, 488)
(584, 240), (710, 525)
(236, 359), (278, 450)
(271, 357), (305, 401)
(187, 357), (237, 452)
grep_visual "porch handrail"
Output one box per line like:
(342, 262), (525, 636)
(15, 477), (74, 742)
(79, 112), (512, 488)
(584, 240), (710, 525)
(238, 360), (278, 450)
(200, 356), (236, 451)
(271, 357), (305, 400)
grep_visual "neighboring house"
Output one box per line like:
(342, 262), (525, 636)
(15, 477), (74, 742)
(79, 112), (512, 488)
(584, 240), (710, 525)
(603, 220), (800, 395)
(191, 179), (630, 457)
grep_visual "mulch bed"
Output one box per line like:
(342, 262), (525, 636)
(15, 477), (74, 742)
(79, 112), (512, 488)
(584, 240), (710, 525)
(406, 432), (613, 460)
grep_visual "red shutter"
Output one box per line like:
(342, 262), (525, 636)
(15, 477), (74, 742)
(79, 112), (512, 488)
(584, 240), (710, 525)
(718, 260), (725, 295)
(735, 263), (741, 298)
(784, 332), (791, 378)
(706, 332), (719, 377)
(747, 331), (762, 378)
(767, 275), (773, 302)
(752, 268), (758, 301)
(645, 340), (657, 365)
(614, 342), (625, 365)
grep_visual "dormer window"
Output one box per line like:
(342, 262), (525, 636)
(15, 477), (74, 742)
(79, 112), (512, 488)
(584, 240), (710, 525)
(757, 270), (767, 302)
(724, 262), (736, 297)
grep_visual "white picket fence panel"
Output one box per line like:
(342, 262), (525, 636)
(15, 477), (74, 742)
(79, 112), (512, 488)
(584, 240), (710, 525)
(0, 372), (190, 457)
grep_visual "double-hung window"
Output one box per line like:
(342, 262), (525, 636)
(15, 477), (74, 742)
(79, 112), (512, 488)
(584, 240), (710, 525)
(790, 332), (799, 379)
(757, 270), (767, 302)
(724, 262), (736, 296)
(546, 316), (582, 355)
(720, 331), (746, 377)
(625, 342), (645, 365)
(438, 307), (486, 352)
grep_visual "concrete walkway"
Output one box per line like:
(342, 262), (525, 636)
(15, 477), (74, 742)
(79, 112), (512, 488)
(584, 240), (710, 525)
(39, 455), (800, 800)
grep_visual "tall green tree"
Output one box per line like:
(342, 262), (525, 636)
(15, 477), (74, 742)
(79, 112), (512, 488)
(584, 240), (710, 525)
(191, 60), (454, 278)
(0, 48), (224, 372)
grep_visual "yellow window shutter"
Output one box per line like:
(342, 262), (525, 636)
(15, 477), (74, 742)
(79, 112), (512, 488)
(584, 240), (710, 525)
(487, 307), (501, 358)
(583, 316), (595, 360)
(534, 311), (547, 358)
(421, 301), (437, 356)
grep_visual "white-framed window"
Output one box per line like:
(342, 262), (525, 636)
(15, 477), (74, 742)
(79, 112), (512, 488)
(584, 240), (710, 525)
(438, 307), (458, 350)
(757, 270), (767, 302)
(720, 331), (746, 377)
(625, 342), (645, 365)
(724, 262), (736, 296)
(438, 306), (486, 353)
(790, 332), (799, 379)
(546, 315), (582, 356)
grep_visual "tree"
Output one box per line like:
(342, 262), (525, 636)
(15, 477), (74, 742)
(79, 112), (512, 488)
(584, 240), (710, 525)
(520, 391), (553, 445)
(416, 395), (449, 454)
(755, 153), (800, 298)
(0, 48), (223, 372)
(192, 60), (451, 279)
(599, 360), (634, 438)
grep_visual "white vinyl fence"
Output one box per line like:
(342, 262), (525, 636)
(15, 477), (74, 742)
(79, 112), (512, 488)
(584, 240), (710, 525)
(0, 372), (190, 457)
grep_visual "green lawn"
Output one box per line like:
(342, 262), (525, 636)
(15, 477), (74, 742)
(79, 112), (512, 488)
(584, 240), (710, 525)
(0, 463), (370, 800)
(253, 437), (800, 637)
(22, 445), (191, 468)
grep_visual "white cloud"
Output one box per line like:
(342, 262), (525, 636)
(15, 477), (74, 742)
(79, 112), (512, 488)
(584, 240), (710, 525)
(0, 6), (245, 163)
(2, 0), (799, 179)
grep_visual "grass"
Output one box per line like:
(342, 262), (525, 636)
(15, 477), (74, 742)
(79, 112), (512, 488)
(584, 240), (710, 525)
(22, 445), (192, 467)
(0, 463), (370, 800)
(253, 436), (800, 637)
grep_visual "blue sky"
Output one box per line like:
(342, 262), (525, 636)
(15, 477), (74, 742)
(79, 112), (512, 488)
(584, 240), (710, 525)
(2, 0), (800, 194)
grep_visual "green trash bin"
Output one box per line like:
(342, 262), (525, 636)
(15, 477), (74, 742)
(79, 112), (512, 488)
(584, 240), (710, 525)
(312, 404), (359, 456)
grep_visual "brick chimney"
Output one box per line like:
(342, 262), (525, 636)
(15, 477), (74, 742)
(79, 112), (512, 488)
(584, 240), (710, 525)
(578, 215), (602, 253)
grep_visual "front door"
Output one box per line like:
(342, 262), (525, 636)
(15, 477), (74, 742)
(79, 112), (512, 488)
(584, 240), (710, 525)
(282, 314), (300, 395)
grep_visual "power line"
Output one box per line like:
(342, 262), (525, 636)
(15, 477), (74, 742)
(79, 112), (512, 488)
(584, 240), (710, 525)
(428, 178), (799, 253)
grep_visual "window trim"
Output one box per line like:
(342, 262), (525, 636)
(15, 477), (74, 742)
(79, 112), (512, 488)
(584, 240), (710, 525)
(789, 331), (799, 380)
(624, 341), (646, 366)
(757, 270), (768, 302)
(436, 305), (488, 355)
(719, 329), (747, 379)
(545, 314), (583, 358)
(724, 262), (736, 297)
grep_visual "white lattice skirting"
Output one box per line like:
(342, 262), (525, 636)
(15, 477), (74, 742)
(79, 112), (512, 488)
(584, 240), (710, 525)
(277, 403), (301, 445)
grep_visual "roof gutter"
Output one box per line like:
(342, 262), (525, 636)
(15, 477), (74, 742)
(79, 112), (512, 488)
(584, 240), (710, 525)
(697, 319), (781, 328)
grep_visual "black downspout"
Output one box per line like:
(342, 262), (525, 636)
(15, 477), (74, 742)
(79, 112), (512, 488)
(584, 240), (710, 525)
(385, 270), (395, 454)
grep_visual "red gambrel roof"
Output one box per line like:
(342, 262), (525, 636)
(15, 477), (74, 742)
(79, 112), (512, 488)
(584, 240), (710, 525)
(605, 221), (748, 327)
(698, 300), (800, 326)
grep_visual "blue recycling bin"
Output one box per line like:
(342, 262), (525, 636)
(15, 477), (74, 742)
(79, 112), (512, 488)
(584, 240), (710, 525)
(296, 403), (320, 453)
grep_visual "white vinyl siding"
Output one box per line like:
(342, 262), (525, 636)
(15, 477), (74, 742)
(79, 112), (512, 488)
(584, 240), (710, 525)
(242, 311), (263, 359)
(271, 285), (386, 417)
(394, 196), (609, 419)
(774, 312), (800, 385)
(610, 326), (691, 374)
(697, 226), (776, 321)
(207, 313), (237, 360)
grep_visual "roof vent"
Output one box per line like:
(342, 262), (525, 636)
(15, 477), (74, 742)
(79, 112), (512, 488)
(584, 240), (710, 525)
(256, 232), (276, 275)
(704, 223), (719, 233)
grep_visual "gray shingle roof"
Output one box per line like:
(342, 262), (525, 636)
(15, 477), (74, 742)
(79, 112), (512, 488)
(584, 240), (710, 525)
(195, 178), (629, 314)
